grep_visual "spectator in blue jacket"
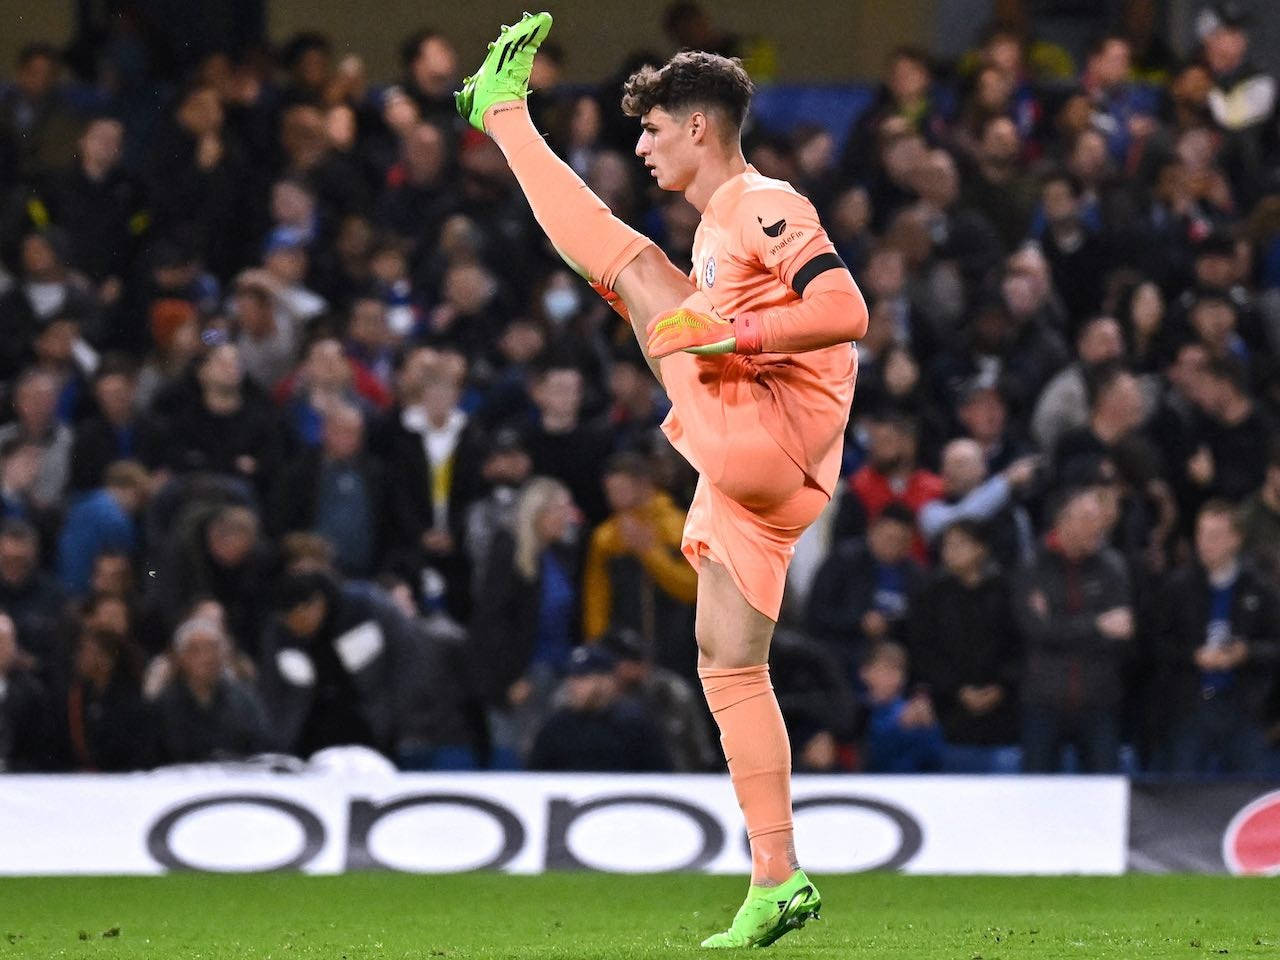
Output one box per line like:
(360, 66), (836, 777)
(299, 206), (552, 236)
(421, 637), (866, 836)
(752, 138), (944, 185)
(859, 640), (943, 773)
(56, 461), (148, 596)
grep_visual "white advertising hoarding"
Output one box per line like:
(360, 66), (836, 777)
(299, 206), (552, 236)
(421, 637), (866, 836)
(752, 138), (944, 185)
(0, 773), (1128, 876)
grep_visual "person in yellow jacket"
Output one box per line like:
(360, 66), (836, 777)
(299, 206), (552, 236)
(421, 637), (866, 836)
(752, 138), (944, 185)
(582, 452), (698, 676)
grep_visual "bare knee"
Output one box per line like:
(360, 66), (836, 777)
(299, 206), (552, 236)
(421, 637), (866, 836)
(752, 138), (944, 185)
(694, 559), (775, 669)
(696, 627), (763, 670)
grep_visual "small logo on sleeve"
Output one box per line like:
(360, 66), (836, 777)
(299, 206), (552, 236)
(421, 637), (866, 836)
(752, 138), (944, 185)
(758, 216), (787, 237)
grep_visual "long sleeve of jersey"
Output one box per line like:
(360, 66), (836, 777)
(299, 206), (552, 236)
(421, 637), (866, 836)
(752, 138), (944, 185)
(733, 268), (868, 355)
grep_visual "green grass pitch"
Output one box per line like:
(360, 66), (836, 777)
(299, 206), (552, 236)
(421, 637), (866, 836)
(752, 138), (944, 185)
(1, 873), (1276, 958)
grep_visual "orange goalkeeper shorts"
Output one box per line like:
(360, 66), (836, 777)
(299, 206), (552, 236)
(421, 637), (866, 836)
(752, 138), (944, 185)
(659, 352), (830, 621)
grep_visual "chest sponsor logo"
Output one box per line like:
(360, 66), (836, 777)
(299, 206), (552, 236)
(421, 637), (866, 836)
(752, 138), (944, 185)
(702, 256), (716, 288)
(758, 216), (787, 237)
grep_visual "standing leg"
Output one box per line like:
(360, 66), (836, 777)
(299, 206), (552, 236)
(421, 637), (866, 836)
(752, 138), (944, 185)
(695, 558), (796, 885)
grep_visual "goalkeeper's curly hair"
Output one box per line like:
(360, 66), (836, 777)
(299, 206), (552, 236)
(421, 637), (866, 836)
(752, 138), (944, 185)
(621, 51), (754, 131)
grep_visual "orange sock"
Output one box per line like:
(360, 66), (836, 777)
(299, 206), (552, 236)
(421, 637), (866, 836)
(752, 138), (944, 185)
(483, 101), (651, 288)
(699, 664), (796, 883)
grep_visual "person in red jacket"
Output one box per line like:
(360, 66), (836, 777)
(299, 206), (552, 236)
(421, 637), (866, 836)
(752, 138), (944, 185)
(835, 410), (943, 560)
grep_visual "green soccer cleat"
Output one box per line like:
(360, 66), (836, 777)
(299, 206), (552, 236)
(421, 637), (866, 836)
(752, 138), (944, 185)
(700, 869), (822, 949)
(455, 11), (553, 132)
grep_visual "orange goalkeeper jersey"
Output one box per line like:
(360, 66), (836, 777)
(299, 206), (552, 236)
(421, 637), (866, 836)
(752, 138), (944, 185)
(686, 165), (857, 497)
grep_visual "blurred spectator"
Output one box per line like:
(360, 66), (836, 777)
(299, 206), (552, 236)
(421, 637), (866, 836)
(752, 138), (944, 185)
(145, 85), (247, 278)
(770, 627), (858, 772)
(376, 120), (455, 245)
(55, 460), (149, 595)
(27, 310), (95, 426)
(1239, 443), (1280, 580)
(275, 336), (390, 454)
(1198, 2), (1276, 204)
(1036, 169), (1111, 324)
(842, 46), (949, 184)
(344, 295), (396, 391)
(279, 101), (370, 229)
(146, 503), (273, 656)
(954, 380), (1024, 474)
(1076, 34), (1155, 167)
(1053, 363), (1148, 487)
(230, 267), (296, 392)
(0, 368), (73, 511)
(398, 29), (461, 131)
(68, 355), (147, 493)
(55, 626), (151, 771)
(273, 401), (388, 578)
(88, 550), (136, 601)
(150, 343), (281, 496)
(384, 346), (486, 617)
(605, 345), (670, 455)
(602, 626), (717, 772)
(807, 504), (924, 682)
(39, 115), (142, 292)
(959, 116), (1037, 250)
(256, 569), (430, 759)
(278, 32), (332, 109)
(153, 615), (272, 764)
(1186, 357), (1274, 502)
(582, 452), (696, 676)
(0, 43), (80, 182)
(529, 645), (670, 772)
(469, 478), (580, 768)
(918, 439), (1037, 570)
(0, 440), (46, 527)
(1150, 500), (1279, 775)
(376, 569), (481, 770)
(0, 517), (65, 673)
(525, 359), (613, 524)
(462, 427), (532, 600)
(908, 148), (1004, 298)
(662, 2), (742, 59)
(135, 299), (202, 411)
(0, 611), (52, 770)
(1032, 316), (1128, 453)
(859, 641), (943, 773)
(1014, 486), (1134, 773)
(836, 411), (942, 551)
(909, 522), (1021, 772)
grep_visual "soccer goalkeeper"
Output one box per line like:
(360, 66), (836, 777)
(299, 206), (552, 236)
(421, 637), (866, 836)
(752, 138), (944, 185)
(457, 13), (867, 948)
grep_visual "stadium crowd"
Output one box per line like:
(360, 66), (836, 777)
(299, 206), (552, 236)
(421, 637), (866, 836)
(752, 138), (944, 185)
(0, 1), (1278, 778)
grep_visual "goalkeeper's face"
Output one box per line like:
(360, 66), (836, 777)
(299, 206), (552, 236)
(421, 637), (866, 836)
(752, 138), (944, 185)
(635, 107), (700, 192)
